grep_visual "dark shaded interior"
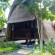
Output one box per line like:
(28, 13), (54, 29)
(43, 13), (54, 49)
(13, 20), (37, 29)
(9, 20), (39, 41)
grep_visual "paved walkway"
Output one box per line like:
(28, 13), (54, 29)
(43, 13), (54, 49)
(10, 53), (24, 55)
(0, 32), (6, 42)
(10, 49), (33, 55)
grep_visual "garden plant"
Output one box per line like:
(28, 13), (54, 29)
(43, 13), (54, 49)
(0, 41), (22, 55)
(28, 38), (55, 55)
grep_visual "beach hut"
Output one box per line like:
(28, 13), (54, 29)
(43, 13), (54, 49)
(6, 0), (55, 45)
(6, 2), (39, 44)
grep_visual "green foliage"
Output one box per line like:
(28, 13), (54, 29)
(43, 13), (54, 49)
(49, 4), (55, 15)
(35, 0), (42, 3)
(0, 17), (7, 30)
(10, 41), (22, 50)
(28, 5), (35, 14)
(0, 0), (9, 2)
(43, 38), (55, 55)
(39, 52), (52, 55)
(43, 0), (51, 8)
(16, 0), (55, 21)
(28, 38), (55, 55)
(0, 41), (22, 50)
(44, 38), (55, 55)
(37, 8), (49, 20)
(0, 41), (22, 54)
(43, 0), (55, 15)
(0, 0), (10, 30)
(0, 47), (13, 52)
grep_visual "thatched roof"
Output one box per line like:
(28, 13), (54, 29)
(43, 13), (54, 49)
(8, 4), (35, 23)
(43, 20), (55, 42)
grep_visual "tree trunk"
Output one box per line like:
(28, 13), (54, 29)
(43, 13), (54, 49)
(39, 3), (43, 50)
(35, 2), (43, 50)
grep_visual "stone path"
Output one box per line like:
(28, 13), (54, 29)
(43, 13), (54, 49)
(10, 53), (24, 55)
(0, 32), (5, 36)
(10, 49), (33, 55)
(0, 32), (6, 42)
(0, 37), (6, 42)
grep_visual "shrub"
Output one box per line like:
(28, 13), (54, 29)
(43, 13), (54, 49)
(28, 38), (55, 55)
(44, 38), (55, 55)
(0, 41), (22, 53)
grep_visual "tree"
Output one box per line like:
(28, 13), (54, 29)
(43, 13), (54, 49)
(0, 0), (10, 30)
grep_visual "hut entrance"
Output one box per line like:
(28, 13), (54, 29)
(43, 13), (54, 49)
(9, 20), (39, 41)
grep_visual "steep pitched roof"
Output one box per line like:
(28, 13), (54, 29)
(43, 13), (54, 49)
(8, 3), (35, 23)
